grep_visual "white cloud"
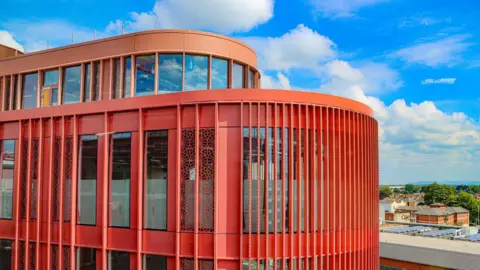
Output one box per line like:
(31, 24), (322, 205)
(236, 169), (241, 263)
(261, 71), (291, 90)
(398, 16), (446, 28)
(309, 0), (391, 18)
(106, 12), (158, 34)
(242, 24), (337, 71)
(153, 0), (273, 33)
(390, 35), (474, 67)
(0, 30), (24, 52)
(421, 78), (457, 85)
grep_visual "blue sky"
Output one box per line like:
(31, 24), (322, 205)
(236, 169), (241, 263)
(1, 0), (480, 184)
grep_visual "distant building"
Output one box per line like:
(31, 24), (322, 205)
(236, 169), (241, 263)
(385, 212), (411, 222)
(380, 199), (406, 213)
(396, 204), (469, 226)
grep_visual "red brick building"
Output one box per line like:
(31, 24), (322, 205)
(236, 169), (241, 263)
(395, 204), (469, 226)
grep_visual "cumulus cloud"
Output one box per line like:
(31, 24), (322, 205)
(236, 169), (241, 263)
(0, 30), (24, 52)
(390, 34), (474, 67)
(106, 12), (158, 34)
(242, 24), (337, 70)
(261, 71), (292, 90)
(309, 0), (391, 18)
(153, 0), (273, 33)
(421, 78), (456, 85)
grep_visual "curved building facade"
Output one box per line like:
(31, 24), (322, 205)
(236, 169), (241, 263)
(0, 30), (379, 270)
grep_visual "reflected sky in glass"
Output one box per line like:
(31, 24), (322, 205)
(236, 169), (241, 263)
(43, 69), (59, 86)
(136, 55), (155, 96)
(158, 54), (182, 93)
(123, 57), (131, 98)
(211, 58), (228, 90)
(63, 66), (81, 104)
(83, 64), (91, 102)
(249, 70), (254, 88)
(233, 63), (244, 88)
(184, 55), (208, 91)
(22, 73), (38, 109)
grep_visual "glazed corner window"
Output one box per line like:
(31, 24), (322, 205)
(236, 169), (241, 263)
(110, 133), (131, 228)
(0, 140), (15, 219)
(123, 57), (132, 98)
(211, 57), (228, 90)
(248, 70), (254, 88)
(78, 135), (98, 225)
(184, 55), (208, 91)
(62, 65), (81, 104)
(0, 240), (12, 269)
(232, 63), (244, 88)
(145, 131), (168, 230)
(144, 254), (167, 269)
(158, 54), (183, 93)
(109, 251), (130, 270)
(42, 69), (59, 107)
(21, 73), (38, 109)
(77, 247), (96, 270)
(135, 55), (155, 96)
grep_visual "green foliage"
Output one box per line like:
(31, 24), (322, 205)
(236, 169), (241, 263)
(446, 191), (480, 226)
(456, 184), (469, 192)
(404, 184), (421, 194)
(379, 185), (392, 199)
(466, 185), (480, 194)
(423, 182), (455, 205)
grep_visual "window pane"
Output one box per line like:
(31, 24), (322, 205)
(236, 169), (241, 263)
(145, 131), (168, 230)
(158, 54), (183, 93)
(284, 128), (289, 233)
(267, 128), (274, 233)
(12, 75), (18, 110)
(109, 251), (129, 270)
(22, 73), (38, 109)
(259, 128), (266, 233)
(62, 65), (81, 104)
(251, 128), (258, 233)
(211, 58), (228, 89)
(144, 254), (167, 270)
(110, 133), (131, 228)
(43, 70), (59, 86)
(78, 247), (96, 270)
(83, 64), (91, 102)
(301, 129), (304, 232)
(78, 135), (97, 225)
(184, 55), (208, 91)
(249, 70), (254, 88)
(113, 58), (121, 99)
(242, 128), (250, 233)
(276, 128), (282, 233)
(0, 240), (12, 270)
(232, 63), (244, 88)
(293, 128), (297, 233)
(123, 57), (131, 98)
(135, 55), (155, 96)
(1, 140), (15, 219)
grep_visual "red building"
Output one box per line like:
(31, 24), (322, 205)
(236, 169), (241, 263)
(0, 30), (379, 269)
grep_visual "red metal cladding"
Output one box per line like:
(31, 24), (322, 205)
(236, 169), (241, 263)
(0, 89), (378, 269)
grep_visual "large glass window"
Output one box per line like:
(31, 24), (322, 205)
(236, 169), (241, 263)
(158, 54), (182, 93)
(77, 247), (96, 270)
(251, 128), (259, 233)
(145, 131), (168, 230)
(211, 57), (228, 89)
(144, 254), (167, 270)
(22, 73), (38, 109)
(0, 140), (15, 219)
(83, 64), (91, 102)
(284, 128), (289, 233)
(78, 135), (97, 225)
(242, 128), (250, 233)
(300, 129), (305, 232)
(249, 70), (254, 88)
(0, 240), (12, 270)
(276, 128), (282, 232)
(113, 58), (121, 99)
(110, 133), (131, 228)
(123, 57), (131, 98)
(43, 69), (59, 106)
(109, 251), (129, 270)
(135, 55), (155, 96)
(232, 63), (244, 88)
(184, 55), (208, 91)
(267, 128), (274, 233)
(62, 65), (81, 104)
(293, 128), (297, 233)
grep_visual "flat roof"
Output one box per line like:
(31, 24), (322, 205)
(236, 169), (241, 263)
(380, 232), (480, 255)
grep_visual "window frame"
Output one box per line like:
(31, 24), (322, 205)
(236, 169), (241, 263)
(134, 54), (156, 97)
(62, 65), (82, 105)
(210, 56), (229, 90)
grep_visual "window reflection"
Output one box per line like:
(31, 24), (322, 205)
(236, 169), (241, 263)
(42, 70), (59, 107)
(109, 251), (129, 270)
(78, 135), (97, 225)
(211, 58), (228, 89)
(233, 63), (244, 88)
(12, 75), (18, 110)
(242, 128), (250, 233)
(83, 64), (91, 102)
(0, 140), (15, 219)
(135, 55), (155, 96)
(249, 70), (254, 88)
(77, 247), (96, 270)
(158, 54), (183, 93)
(62, 65), (81, 104)
(145, 131), (168, 230)
(123, 57), (131, 98)
(110, 133), (131, 228)
(144, 254), (167, 269)
(22, 73), (38, 109)
(184, 55), (208, 91)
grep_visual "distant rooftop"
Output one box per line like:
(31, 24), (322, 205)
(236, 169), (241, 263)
(396, 205), (469, 216)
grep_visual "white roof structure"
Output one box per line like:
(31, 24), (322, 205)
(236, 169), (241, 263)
(0, 31), (25, 53)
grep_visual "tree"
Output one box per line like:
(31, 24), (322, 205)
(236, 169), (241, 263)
(423, 182), (455, 205)
(446, 191), (480, 226)
(467, 185), (480, 194)
(405, 184), (421, 194)
(456, 184), (469, 192)
(380, 185), (393, 199)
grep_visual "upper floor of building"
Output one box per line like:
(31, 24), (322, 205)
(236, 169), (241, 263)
(0, 30), (260, 113)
